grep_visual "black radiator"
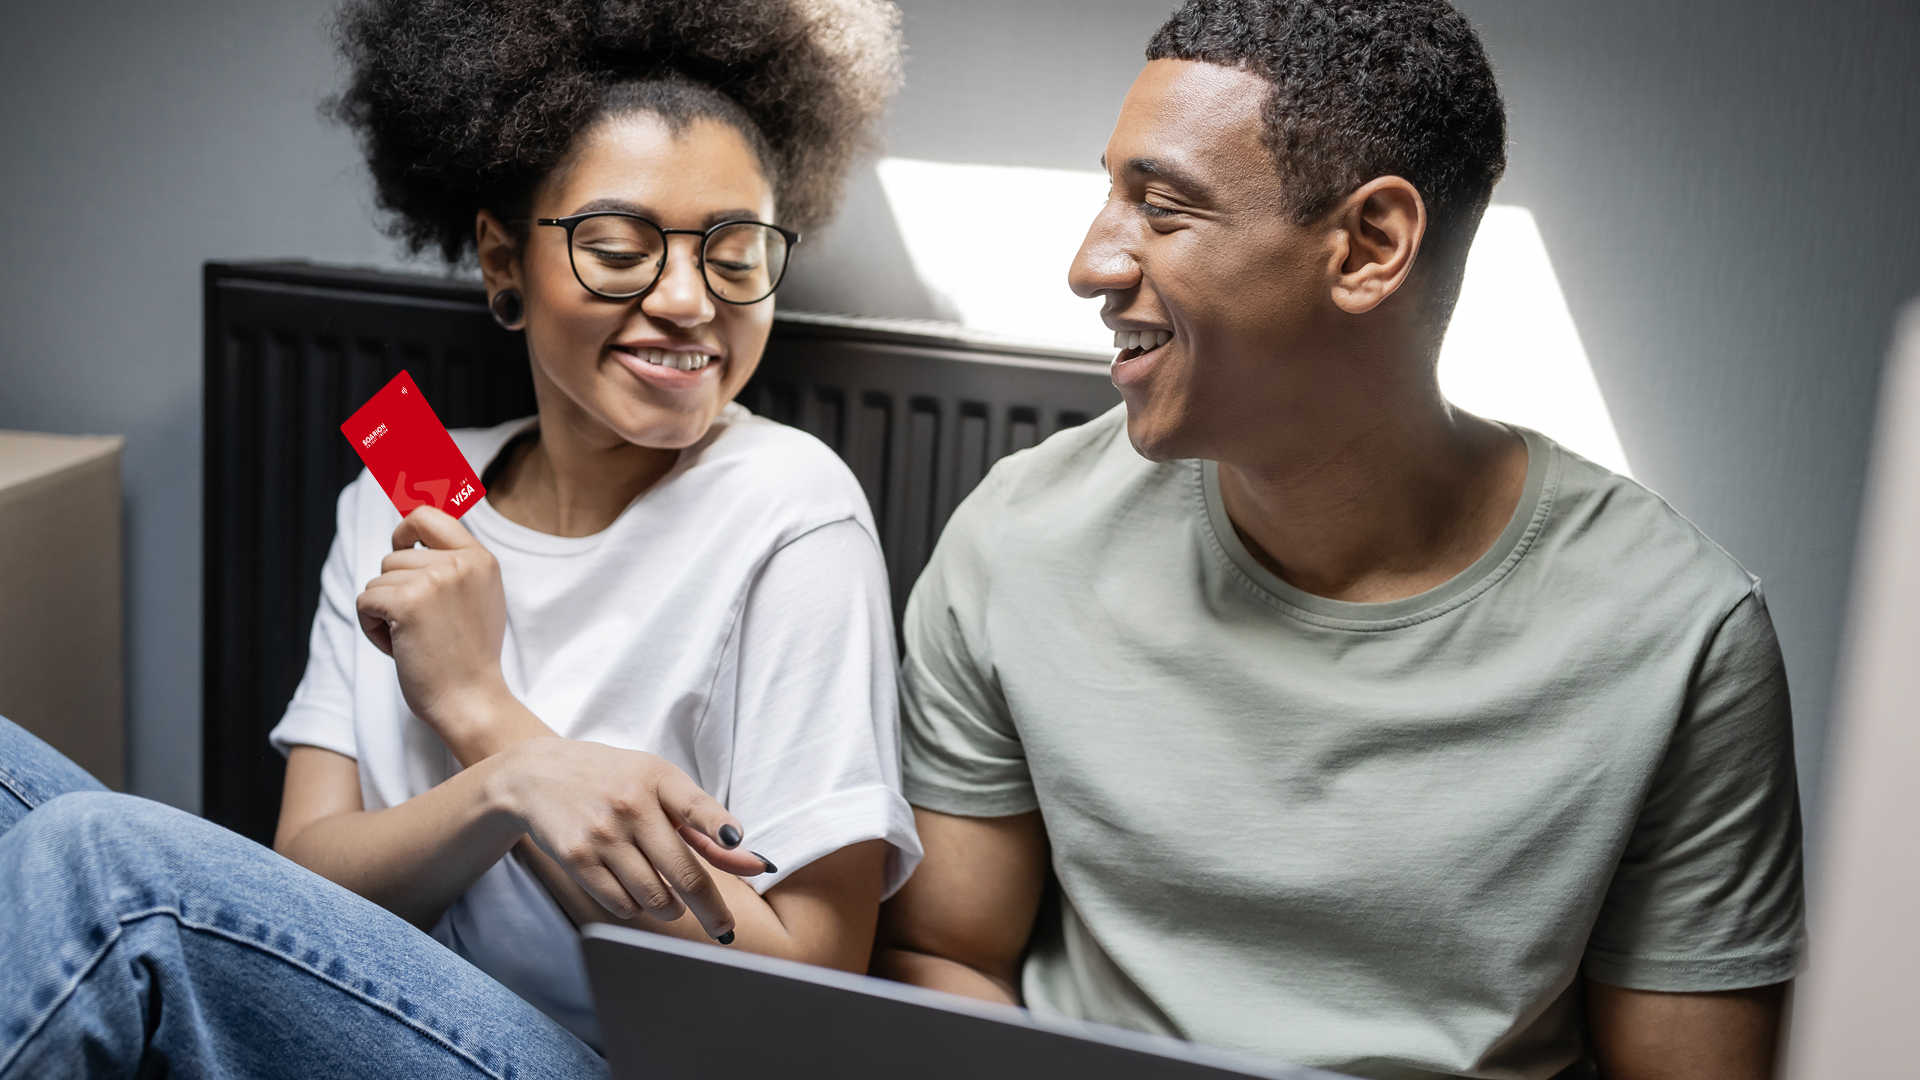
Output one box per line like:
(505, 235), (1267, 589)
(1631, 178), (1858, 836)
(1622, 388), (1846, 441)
(202, 260), (1120, 842)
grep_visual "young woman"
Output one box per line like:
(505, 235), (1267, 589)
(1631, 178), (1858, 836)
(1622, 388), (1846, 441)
(0, 0), (912, 1073)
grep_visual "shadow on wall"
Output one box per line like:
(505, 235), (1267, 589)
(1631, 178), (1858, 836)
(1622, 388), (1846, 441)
(781, 164), (959, 324)
(798, 157), (1632, 477)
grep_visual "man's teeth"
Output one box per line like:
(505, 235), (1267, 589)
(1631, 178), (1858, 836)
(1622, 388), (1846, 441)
(632, 348), (714, 371)
(1112, 329), (1174, 351)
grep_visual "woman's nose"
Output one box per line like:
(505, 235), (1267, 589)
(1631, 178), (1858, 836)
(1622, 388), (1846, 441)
(1068, 200), (1141, 300)
(641, 235), (716, 328)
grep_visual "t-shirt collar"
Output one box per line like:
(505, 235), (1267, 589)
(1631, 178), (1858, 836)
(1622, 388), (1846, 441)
(1200, 425), (1557, 627)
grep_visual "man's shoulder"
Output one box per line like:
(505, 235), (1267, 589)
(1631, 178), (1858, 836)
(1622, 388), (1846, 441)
(1536, 432), (1761, 613)
(920, 404), (1160, 588)
(971, 403), (1160, 512)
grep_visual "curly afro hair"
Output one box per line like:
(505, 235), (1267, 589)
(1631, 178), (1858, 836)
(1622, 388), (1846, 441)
(1147, 0), (1506, 314)
(330, 0), (903, 263)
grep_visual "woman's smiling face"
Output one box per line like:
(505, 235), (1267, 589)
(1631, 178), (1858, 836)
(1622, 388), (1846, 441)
(484, 111), (779, 450)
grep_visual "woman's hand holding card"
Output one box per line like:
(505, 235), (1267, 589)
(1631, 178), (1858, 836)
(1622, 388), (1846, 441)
(355, 505), (517, 749)
(350, 503), (767, 942)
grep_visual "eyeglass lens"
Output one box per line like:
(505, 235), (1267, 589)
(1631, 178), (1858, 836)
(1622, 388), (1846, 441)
(568, 217), (790, 304)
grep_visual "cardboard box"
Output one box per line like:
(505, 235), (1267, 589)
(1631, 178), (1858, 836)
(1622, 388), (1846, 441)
(0, 430), (124, 789)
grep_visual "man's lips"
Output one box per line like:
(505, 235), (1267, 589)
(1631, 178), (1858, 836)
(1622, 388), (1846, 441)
(1111, 327), (1172, 364)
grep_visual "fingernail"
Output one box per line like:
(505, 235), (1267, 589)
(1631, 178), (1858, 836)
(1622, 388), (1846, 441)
(717, 824), (742, 849)
(715, 930), (735, 945)
(751, 851), (778, 874)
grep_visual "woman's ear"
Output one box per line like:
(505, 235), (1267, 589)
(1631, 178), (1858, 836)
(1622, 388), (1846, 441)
(1327, 176), (1425, 315)
(475, 210), (522, 295)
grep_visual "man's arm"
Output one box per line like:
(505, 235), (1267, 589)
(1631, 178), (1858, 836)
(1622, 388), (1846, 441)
(1586, 978), (1786, 1080)
(872, 808), (1050, 1003)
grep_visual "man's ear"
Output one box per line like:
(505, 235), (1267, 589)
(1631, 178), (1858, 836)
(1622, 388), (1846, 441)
(1327, 177), (1425, 315)
(475, 210), (523, 296)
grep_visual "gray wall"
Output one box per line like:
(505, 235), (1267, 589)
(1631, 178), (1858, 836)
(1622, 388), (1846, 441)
(2, 0), (1915, 860)
(0, 0), (407, 810)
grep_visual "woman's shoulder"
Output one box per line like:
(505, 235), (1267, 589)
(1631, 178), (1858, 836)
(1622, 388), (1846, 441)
(675, 403), (876, 532)
(450, 417), (538, 477)
(334, 416), (533, 541)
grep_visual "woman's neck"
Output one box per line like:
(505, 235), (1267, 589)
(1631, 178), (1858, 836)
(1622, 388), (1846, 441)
(486, 415), (682, 538)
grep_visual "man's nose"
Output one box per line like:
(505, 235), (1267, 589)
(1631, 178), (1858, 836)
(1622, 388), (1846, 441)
(641, 234), (715, 328)
(1067, 199), (1140, 300)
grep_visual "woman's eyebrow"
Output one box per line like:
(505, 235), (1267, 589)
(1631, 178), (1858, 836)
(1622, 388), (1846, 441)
(566, 199), (767, 228)
(572, 197), (653, 216)
(701, 208), (763, 227)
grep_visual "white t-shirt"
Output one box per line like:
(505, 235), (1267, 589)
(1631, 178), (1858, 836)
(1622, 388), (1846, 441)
(270, 404), (921, 1050)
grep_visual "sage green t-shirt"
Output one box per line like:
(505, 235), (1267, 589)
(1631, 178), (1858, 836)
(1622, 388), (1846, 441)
(899, 407), (1803, 1080)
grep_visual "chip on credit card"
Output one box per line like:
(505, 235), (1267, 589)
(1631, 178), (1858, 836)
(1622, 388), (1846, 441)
(341, 371), (486, 519)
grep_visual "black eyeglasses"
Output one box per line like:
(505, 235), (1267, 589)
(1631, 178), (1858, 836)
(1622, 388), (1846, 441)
(535, 212), (799, 305)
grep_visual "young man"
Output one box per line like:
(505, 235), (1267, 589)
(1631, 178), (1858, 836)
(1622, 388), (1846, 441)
(873, 2), (1803, 1078)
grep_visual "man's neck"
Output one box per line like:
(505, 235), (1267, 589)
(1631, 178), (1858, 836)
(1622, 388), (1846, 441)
(1213, 390), (1529, 605)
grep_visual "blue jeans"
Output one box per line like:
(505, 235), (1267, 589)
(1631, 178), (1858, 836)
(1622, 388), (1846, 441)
(0, 716), (606, 1079)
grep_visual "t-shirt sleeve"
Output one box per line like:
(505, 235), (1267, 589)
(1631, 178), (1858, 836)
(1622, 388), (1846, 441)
(897, 467), (1038, 817)
(717, 517), (922, 899)
(1583, 583), (1806, 990)
(267, 479), (364, 761)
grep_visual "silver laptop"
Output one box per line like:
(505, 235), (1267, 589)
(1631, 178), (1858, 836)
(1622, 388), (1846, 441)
(583, 924), (1340, 1079)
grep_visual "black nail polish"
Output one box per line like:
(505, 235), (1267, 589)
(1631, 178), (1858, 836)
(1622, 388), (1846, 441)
(717, 824), (742, 849)
(751, 851), (778, 874)
(716, 930), (735, 946)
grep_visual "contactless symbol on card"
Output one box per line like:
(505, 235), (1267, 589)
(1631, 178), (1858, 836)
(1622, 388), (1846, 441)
(341, 371), (485, 519)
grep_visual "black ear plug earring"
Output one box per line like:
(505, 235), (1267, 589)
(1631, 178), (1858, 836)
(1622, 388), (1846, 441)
(489, 287), (525, 330)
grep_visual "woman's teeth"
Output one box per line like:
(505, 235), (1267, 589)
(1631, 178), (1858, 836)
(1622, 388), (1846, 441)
(631, 348), (714, 372)
(1113, 329), (1173, 352)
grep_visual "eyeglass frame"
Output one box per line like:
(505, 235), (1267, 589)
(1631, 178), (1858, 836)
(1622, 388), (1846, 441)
(532, 211), (801, 306)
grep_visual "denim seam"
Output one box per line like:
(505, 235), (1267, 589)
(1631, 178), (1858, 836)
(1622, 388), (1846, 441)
(4, 905), (511, 1080)
(0, 896), (125, 1078)
(0, 769), (37, 813)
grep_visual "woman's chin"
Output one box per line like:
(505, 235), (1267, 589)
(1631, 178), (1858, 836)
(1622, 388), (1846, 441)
(574, 362), (729, 448)
(599, 404), (722, 452)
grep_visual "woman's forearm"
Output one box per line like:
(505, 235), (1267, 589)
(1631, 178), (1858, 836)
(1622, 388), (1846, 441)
(516, 836), (884, 972)
(869, 947), (1022, 1005)
(276, 752), (526, 931)
(274, 692), (559, 931)
(515, 837), (792, 951)
(417, 685), (558, 768)
(281, 700), (829, 949)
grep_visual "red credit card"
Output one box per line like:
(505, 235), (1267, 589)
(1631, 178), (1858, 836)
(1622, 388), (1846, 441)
(341, 371), (486, 519)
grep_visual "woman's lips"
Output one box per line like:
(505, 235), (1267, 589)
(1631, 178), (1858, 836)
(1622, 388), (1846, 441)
(611, 345), (721, 390)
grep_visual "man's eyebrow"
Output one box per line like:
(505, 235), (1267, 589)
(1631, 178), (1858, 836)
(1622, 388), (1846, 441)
(1121, 157), (1214, 201)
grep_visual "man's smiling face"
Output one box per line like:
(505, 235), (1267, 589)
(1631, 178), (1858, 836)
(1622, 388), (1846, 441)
(1071, 59), (1339, 463)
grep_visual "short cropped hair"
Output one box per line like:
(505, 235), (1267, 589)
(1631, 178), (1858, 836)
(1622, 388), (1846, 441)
(1146, 0), (1506, 317)
(330, 0), (903, 263)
